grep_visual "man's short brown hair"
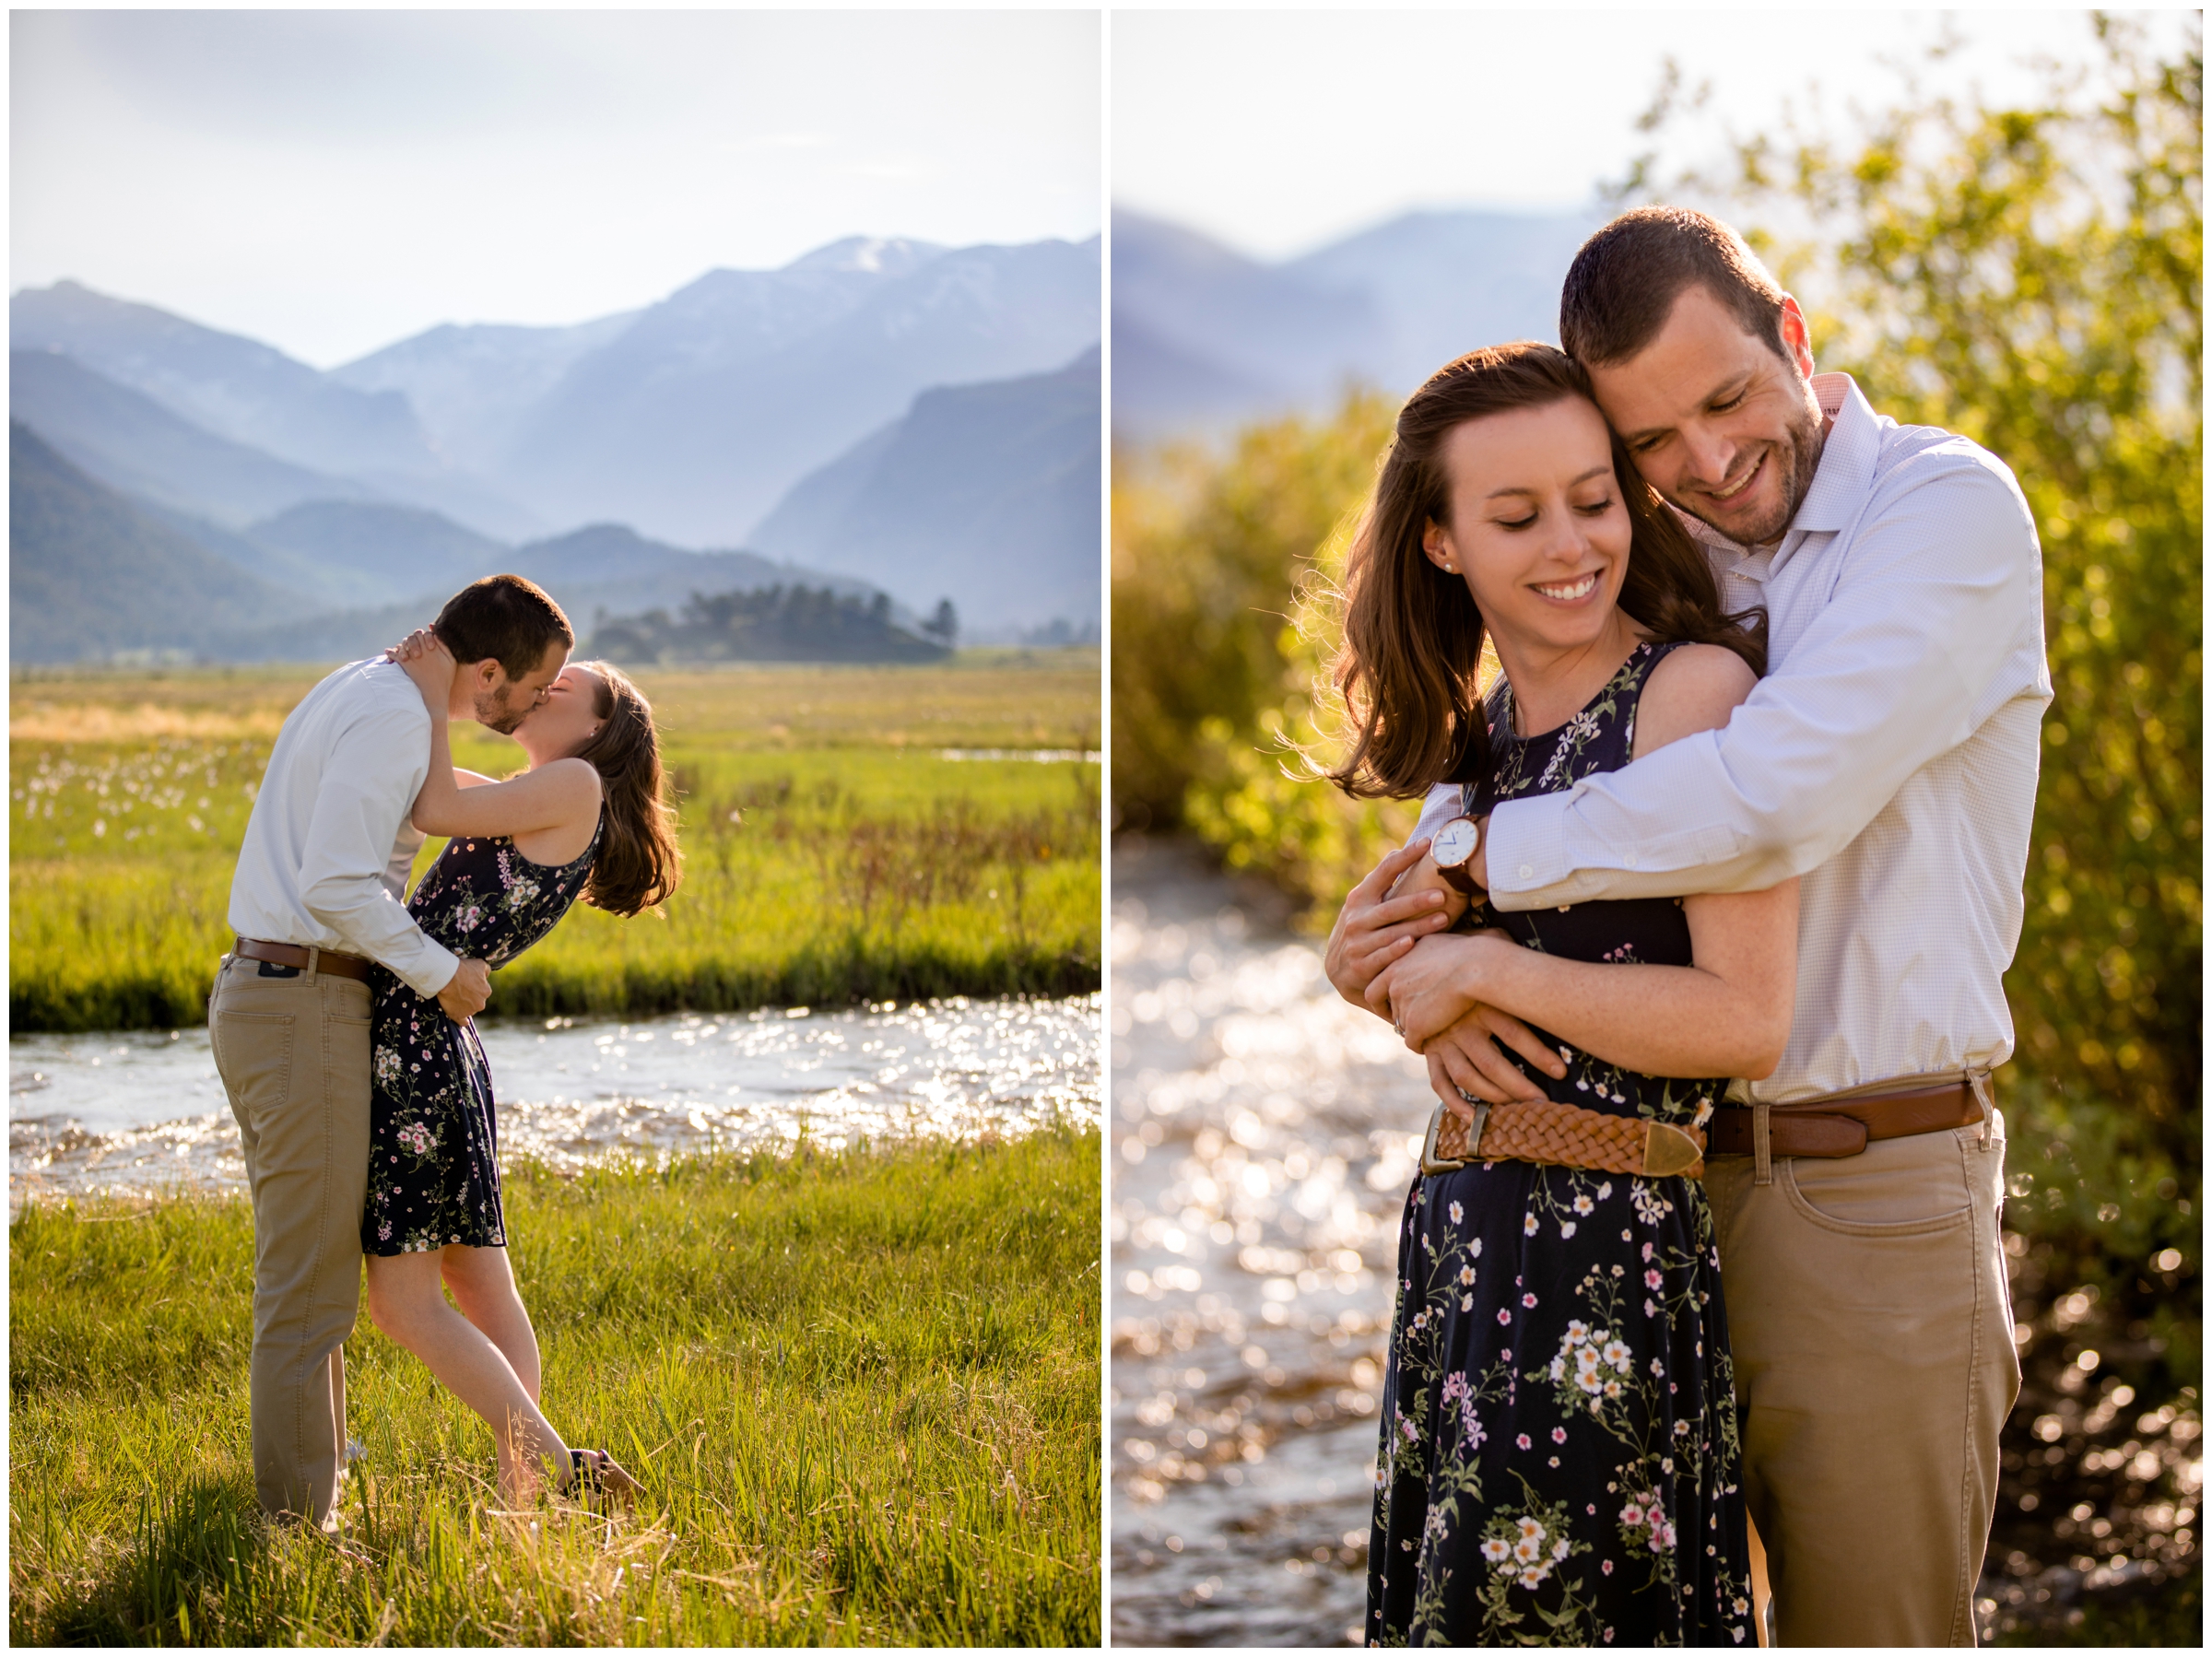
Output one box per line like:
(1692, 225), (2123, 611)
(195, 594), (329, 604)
(433, 574), (573, 681)
(1559, 206), (1791, 367)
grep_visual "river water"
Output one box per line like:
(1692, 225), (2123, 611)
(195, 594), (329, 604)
(1110, 835), (1436, 1647)
(10, 994), (1100, 1210)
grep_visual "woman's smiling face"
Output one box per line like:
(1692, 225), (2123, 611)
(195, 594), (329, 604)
(1422, 395), (1631, 658)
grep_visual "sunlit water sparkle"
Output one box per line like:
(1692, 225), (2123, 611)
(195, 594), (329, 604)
(11, 994), (1100, 1210)
(1111, 837), (1436, 1647)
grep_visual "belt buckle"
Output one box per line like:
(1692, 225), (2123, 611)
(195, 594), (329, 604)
(1420, 1099), (1488, 1176)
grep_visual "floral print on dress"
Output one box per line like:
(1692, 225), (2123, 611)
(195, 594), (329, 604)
(1366, 642), (1753, 1646)
(361, 818), (601, 1256)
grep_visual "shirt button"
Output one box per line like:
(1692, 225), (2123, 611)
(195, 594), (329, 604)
(1625, 852), (1638, 868)
(1519, 864), (1534, 879)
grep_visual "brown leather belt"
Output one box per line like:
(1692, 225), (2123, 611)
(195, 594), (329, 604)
(1708, 1078), (1986, 1160)
(233, 937), (373, 983)
(1422, 1098), (1707, 1181)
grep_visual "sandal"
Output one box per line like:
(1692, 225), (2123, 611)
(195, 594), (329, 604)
(563, 1447), (641, 1505)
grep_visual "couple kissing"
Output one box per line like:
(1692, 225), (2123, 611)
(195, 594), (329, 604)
(209, 573), (681, 1531)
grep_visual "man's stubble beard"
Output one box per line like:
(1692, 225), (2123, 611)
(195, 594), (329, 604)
(473, 683), (526, 735)
(1672, 394), (1825, 548)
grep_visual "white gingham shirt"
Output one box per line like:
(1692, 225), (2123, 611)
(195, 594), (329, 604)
(1412, 374), (2051, 1102)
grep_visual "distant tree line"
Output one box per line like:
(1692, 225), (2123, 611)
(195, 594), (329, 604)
(586, 584), (955, 665)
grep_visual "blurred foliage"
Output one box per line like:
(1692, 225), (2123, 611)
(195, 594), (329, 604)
(1111, 394), (1424, 918)
(1111, 18), (2202, 1639)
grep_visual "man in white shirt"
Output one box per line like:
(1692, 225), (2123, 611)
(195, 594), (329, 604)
(1329, 208), (2046, 1642)
(210, 573), (572, 1529)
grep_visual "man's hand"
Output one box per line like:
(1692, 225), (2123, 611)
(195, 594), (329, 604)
(1425, 1011), (1561, 1107)
(436, 958), (492, 1024)
(1324, 840), (1455, 1011)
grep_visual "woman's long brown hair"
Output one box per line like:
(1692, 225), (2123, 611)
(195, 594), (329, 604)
(567, 662), (682, 916)
(1328, 342), (1766, 800)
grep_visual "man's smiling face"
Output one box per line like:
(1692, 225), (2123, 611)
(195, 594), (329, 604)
(1585, 283), (1826, 548)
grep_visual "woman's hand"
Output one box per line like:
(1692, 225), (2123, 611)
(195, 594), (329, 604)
(385, 627), (455, 712)
(1324, 840), (1456, 1011)
(1374, 928), (1526, 1052)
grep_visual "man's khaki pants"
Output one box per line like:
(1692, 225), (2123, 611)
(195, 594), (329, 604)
(208, 951), (373, 1527)
(1706, 1111), (2020, 1646)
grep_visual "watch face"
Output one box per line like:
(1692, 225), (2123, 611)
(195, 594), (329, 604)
(1433, 816), (1479, 868)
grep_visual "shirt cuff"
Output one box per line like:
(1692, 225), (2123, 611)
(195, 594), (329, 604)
(391, 938), (462, 1001)
(1484, 793), (1586, 911)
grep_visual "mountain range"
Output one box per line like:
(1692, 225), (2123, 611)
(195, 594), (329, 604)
(10, 421), (309, 664)
(9, 421), (890, 665)
(1110, 205), (1602, 441)
(752, 347), (1100, 639)
(9, 233), (1102, 657)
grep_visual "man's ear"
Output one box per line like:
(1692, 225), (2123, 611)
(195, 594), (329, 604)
(1779, 295), (1816, 380)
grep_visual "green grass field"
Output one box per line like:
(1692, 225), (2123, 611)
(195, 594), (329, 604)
(9, 1129), (1101, 1645)
(10, 655), (1102, 1030)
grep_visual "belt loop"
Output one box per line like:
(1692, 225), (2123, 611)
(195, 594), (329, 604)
(1970, 1070), (1994, 1149)
(303, 946), (321, 985)
(1752, 1101), (1773, 1187)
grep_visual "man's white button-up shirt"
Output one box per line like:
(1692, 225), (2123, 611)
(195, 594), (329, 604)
(1413, 373), (2052, 1101)
(228, 658), (461, 998)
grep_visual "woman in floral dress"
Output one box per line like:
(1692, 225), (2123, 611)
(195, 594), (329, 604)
(361, 629), (680, 1505)
(1327, 345), (1799, 1644)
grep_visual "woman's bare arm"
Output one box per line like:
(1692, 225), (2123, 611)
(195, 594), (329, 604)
(1382, 644), (1799, 1078)
(392, 635), (600, 840)
(1392, 853), (1473, 926)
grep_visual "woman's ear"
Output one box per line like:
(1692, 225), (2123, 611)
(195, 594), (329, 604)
(1422, 522), (1459, 575)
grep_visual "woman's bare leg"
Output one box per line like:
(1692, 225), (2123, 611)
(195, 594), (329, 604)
(439, 1245), (542, 1404)
(1749, 1514), (1773, 1647)
(364, 1251), (570, 1500)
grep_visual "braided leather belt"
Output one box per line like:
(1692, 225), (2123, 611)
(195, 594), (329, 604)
(233, 937), (373, 983)
(1420, 1098), (1706, 1181)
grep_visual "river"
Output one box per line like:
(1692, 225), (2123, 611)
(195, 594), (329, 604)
(10, 993), (1100, 1210)
(1110, 835), (1436, 1646)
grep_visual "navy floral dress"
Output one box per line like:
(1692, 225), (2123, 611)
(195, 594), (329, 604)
(1366, 641), (1753, 1647)
(362, 821), (600, 1256)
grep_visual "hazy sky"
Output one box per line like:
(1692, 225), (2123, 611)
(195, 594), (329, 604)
(1113, 7), (2198, 259)
(13, 9), (1102, 368)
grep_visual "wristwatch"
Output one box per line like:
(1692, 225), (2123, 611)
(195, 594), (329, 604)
(1431, 815), (1484, 898)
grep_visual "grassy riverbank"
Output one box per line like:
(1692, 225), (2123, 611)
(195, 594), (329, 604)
(9, 657), (1102, 1032)
(9, 1127), (1101, 1644)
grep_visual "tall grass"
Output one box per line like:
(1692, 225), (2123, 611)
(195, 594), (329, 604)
(10, 1128), (1101, 1645)
(9, 661), (1102, 1032)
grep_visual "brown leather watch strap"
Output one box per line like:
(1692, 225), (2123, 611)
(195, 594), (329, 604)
(1708, 1080), (1984, 1160)
(1437, 860), (1484, 899)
